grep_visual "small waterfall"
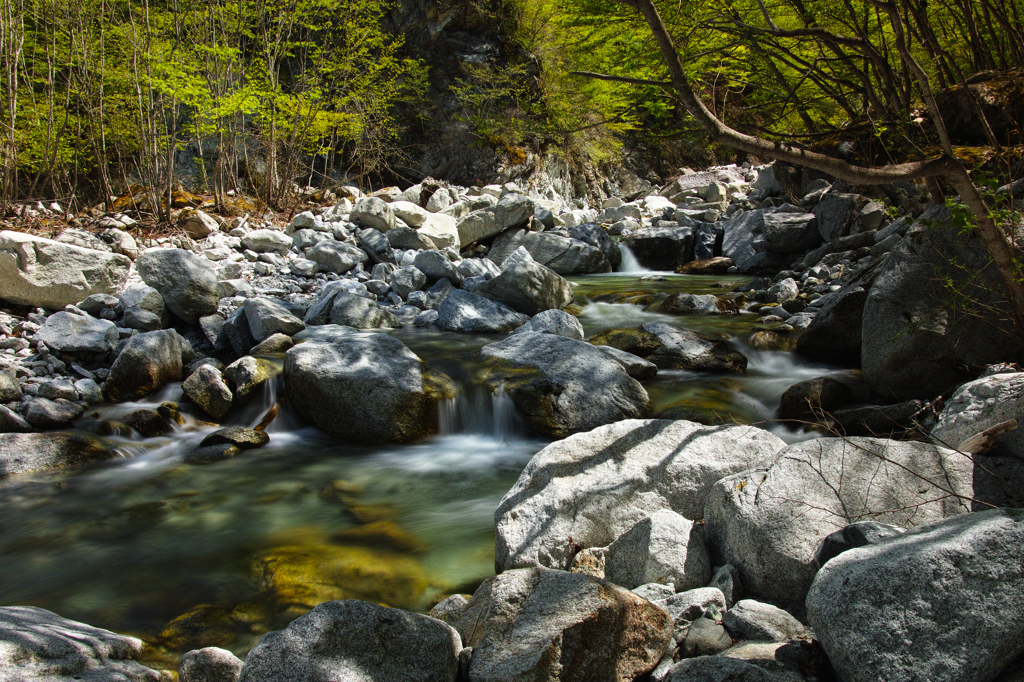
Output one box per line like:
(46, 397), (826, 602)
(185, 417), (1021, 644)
(439, 385), (521, 440)
(617, 244), (651, 273)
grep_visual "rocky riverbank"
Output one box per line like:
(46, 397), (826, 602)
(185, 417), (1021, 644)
(1, 165), (1023, 680)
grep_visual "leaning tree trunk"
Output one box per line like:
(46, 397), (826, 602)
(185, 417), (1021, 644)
(612, 0), (1024, 343)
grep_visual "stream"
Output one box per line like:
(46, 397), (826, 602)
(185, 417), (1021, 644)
(0, 262), (861, 667)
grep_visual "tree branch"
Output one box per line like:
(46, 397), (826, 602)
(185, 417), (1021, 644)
(569, 71), (672, 87)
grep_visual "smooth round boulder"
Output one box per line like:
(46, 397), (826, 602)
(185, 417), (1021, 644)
(137, 248), (220, 324)
(105, 329), (185, 402)
(284, 333), (455, 444)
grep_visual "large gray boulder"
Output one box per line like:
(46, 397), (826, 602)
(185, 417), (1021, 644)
(621, 226), (694, 271)
(137, 248), (220, 323)
(796, 286), (867, 365)
(0, 231), (131, 310)
(480, 332), (649, 440)
(418, 213), (460, 249)
(412, 250), (463, 286)
(328, 292), (400, 329)
(307, 241), (368, 274)
(604, 510), (711, 591)
(284, 333), (454, 443)
(241, 229), (292, 255)
(590, 322), (748, 373)
(182, 365), (234, 421)
(931, 372), (1024, 457)
(488, 229), (611, 275)
(34, 311), (118, 355)
(243, 298), (305, 342)
(665, 657), (792, 681)
(456, 193), (534, 245)
(813, 192), (871, 241)
(704, 436), (974, 610)
(0, 433), (116, 476)
(495, 419), (786, 571)
(862, 205), (1020, 399)
(437, 290), (528, 333)
(474, 260), (574, 316)
(456, 567), (672, 682)
(722, 600), (809, 643)
(119, 283), (168, 331)
(807, 509), (1024, 682)
(0, 606), (163, 680)
(762, 212), (821, 253)
(237, 600), (461, 682)
(571, 223), (622, 268)
(721, 210), (788, 273)
(510, 309), (584, 340)
(350, 197), (396, 232)
(105, 329), (185, 402)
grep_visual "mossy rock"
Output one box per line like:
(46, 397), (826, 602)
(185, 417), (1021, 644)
(588, 327), (662, 357)
(331, 521), (429, 555)
(657, 399), (751, 426)
(124, 409), (174, 437)
(158, 604), (239, 650)
(748, 330), (798, 352)
(253, 544), (429, 613)
(590, 291), (655, 306)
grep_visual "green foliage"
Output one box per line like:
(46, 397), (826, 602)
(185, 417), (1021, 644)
(0, 0), (426, 209)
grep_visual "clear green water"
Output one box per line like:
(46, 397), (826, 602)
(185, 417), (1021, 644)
(0, 271), (856, 668)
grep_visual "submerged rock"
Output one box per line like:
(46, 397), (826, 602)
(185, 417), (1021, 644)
(590, 322), (747, 373)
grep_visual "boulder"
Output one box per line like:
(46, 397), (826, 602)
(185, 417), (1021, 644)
(34, 311), (118, 355)
(597, 346), (658, 380)
(813, 520), (904, 568)
(764, 278), (798, 304)
(456, 567), (672, 682)
(590, 322), (748, 373)
(412, 250), (463, 286)
(721, 210), (788, 273)
(704, 436), (974, 610)
(105, 329), (185, 402)
(762, 212), (821, 253)
(604, 510), (711, 591)
(796, 286), (867, 365)
(418, 213), (460, 249)
(495, 419), (786, 571)
(807, 509), (1024, 682)
(328, 292), (400, 329)
(652, 588), (727, 642)
(723, 600), (809, 643)
(489, 230), (611, 275)
(437, 290), (528, 333)
(386, 227), (436, 251)
(24, 397), (85, 429)
(457, 257), (501, 280)
(480, 332), (650, 440)
(77, 292), (119, 317)
(680, 617), (733, 657)
(307, 241), (368, 275)
(241, 229), (292, 255)
(509, 309), (584, 340)
(284, 333), (455, 443)
(223, 356), (278, 404)
(243, 298), (305, 342)
(390, 266), (427, 298)
(389, 200), (428, 227)
(621, 226), (694, 271)
(119, 283), (169, 331)
(350, 197), (396, 232)
(182, 210), (220, 239)
(570, 223), (621, 268)
(655, 293), (725, 315)
(0, 433), (116, 476)
(813, 192), (871, 241)
(0, 606), (163, 681)
(357, 228), (396, 265)
(137, 248), (220, 324)
(777, 377), (853, 423)
(861, 205), (1022, 399)
(179, 647), (243, 682)
(428, 595), (469, 626)
(0, 231), (131, 310)
(931, 372), (1024, 457)
(237, 600), (461, 682)
(665, 657), (792, 681)
(182, 365), (234, 420)
(223, 307), (256, 356)
(250, 333), (294, 355)
(675, 257), (733, 275)
(456, 193), (534, 245)
(0, 373), (22, 402)
(474, 260), (573, 316)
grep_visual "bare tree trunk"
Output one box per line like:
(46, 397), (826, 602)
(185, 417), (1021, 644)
(612, 0), (1024, 342)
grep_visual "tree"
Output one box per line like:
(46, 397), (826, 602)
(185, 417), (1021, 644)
(596, 0), (1024, 341)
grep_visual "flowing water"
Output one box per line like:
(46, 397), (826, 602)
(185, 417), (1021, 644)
(0, 260), (859, 666)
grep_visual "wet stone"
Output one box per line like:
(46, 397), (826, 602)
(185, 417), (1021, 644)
(200, 427), (270, 450)
(185, 444), (242, 465)
(124, 409), (175, 437)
